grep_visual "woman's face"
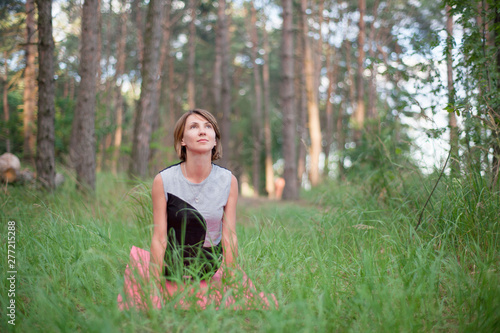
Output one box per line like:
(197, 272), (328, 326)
(181, 114), (217, 156)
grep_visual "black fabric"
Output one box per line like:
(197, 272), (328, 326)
(163, 193), (222, 280)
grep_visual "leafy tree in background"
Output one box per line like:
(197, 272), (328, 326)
(444, 0), (500, 188)
(3, 0), (494, 199)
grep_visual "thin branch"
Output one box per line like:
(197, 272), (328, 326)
(415, 148), (452, 230)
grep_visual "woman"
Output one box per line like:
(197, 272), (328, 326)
(119, 109), (276, 310)
(150, 108), (238, 284)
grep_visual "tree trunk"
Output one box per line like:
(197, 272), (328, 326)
(149, 0), (173, 172)
(96, 0), (102, 83)
(97, 0), (115, 172)
(300, 0), (322, 187)
(158, 0), (174, 163)
(213, 9), (222, 116)
(132, 0), (144, 67)
(324, 42), (338, 177)
(23, 0), (37, 160)
(280, 0), (298, 199)
(35, 0), (55, 189)
(338, 39), (352, 181)
(187, 0), (196, 109)
(111, 0), (128, 175)
(367, 0), (379, 121)
(296, 4), (307, 184)
(262, 15), (275, 198)
(218, 0), (231, 168)
(249, 2), (262, 196)
(129, 0), (164, 178)
(345, 39), (356, 114)
(168, 54), (176, 150)
(353, 0), (366, 143)
(492, 0), (500, 188)
(158, 0), (172, 102)
(103, 0), (113, 159)
(314, 0), (324, 98)
(2, 51), (9, 153)
(70, 0), (99, 191)
(446, 4), (459, 177)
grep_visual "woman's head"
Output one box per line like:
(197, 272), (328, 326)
(173, 109), (222, 161)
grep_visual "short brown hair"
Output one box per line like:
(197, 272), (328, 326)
(173, 109), (222, 161)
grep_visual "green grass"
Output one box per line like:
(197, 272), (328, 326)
(1, 170), (499, 332)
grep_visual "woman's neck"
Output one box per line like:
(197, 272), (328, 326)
(183, 154), (212, 183)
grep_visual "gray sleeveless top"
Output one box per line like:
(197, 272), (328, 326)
(159, 163), (232, 247)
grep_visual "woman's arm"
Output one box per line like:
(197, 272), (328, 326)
(222, 175), (239, 269)
(150, 174), (167, 284)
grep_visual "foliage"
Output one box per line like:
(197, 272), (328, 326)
(442, 0), (500, 182)
(343, 110), (419, 196)
(0, 90), (23, 153)
(54, 97), (76, 158)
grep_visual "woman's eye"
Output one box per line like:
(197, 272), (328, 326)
(206, 124), (212, 129)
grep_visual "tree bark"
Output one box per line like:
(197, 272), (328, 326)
(129, 0), (164, 178)
(96, 0), (102, 83)
(280, 0), (298, 199)
(492, 0), (500, 188)
(2, 51), (9, 153)
(187, 0), (196, 109)
(446, 4), (459, 177)
(314, 0), (324, 97)
(249, 2), (262, 195)
(111, 0), (128, 175)
(296, 3), (307, 184)
(97, 0), (115, 172)
(345, 39), (356, 114)
(367, 0), (379, 120)
(300, 0), (322, 187)
(158, 0), (175, 163)
(213, 7), (222, 116)
(158, 0), (172, 102)
(262, 15), (275, 198)
(35, 0), (56, 189)
(70, 0), (99, 191)
(149, 0), (173, 171)
(23, 0), (37, 160)
(353, 0), (366, 143)
(132, 0), (144, 67)
(218, 0), (231, 168)
(324, 39), (338, 177)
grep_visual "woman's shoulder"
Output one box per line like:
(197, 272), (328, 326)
(158, 162), (181, 176)
(212, 163), (232, 178)
(211, 164), (233, 192)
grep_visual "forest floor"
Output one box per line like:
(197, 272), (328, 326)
(0, 171), (498, 332)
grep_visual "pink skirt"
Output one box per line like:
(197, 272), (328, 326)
(117, 246), (278, 310)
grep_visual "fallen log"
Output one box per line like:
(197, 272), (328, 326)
(0, 153), (21, 183)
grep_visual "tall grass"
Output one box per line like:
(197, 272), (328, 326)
(1, 169), (498, 332)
